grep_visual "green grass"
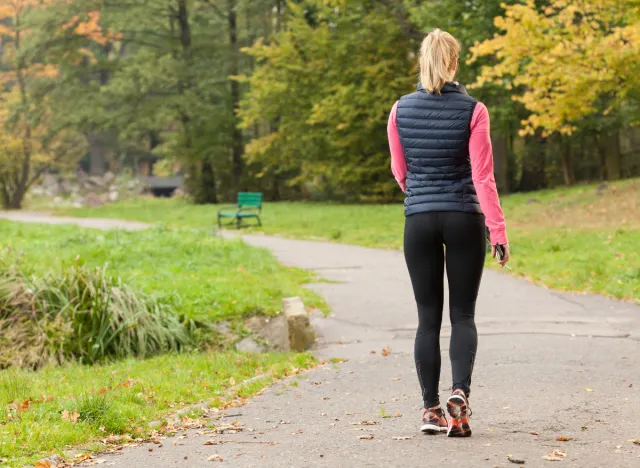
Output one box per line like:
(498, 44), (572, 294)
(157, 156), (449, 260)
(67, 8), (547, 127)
(47, 178), (640, 302)
(0, 222), (325, 321)
(0, 351), (315, 467)
(0, 220), (326, 464)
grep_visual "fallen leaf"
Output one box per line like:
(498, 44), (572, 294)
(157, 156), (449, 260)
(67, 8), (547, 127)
(204, 440), (219, 446)
(18, 399), (31, 411)
(629, 439), (640, 445)
(584, 388), (594, 392)
(395, 412), (402, 417)
(229, 377), (236, 386)
(528, 431), (539, 436)
(369, 350), (377, 354)
(320, 412), (327, 416)
(381, 348), (390, 356)
(34, 461), (53, 468)
(358, 434), (374, 440)
(62, 409), (80, 423)
(391, 377), (402, 381)
(507, 455), (526, 464)
(556, 436), (573, 442)
(207, 454), (224, 462)
(543, 449), (567, 461)
(351, 420), (378, 426)
(392, 436), (413, 440)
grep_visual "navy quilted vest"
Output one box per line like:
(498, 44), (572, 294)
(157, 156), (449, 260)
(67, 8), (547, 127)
(396, 82), (482, 217)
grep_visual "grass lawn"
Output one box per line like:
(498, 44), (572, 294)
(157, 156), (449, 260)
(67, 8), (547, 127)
(1, 351), (314, 467)
(0, 221), (326, 465)
(0, 221), (325, 321)
(47, 178), (640, 303)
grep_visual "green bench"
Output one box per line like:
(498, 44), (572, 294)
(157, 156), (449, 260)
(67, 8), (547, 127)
(217, 192), (263, 229)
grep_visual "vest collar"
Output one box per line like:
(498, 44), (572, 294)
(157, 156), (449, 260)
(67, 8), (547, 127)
(417, 82), (468, 95)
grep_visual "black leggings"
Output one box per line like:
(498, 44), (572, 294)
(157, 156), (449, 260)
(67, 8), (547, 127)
(404, 211), (486, 409)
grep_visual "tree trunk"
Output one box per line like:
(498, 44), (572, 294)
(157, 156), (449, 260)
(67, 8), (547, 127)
(491, 134), (509, 193)
(6, 19), (33, 210)
(519, 134), (547, 191)
(560, 139), (576, 185)
(199, 159), (218, 204)
(600, 132), (621, 181)
(88, 131), (108, 176)
(228, 0), (244, 193)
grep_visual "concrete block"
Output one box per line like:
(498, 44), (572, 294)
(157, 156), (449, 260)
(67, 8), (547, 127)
(283, 297), (316, 351)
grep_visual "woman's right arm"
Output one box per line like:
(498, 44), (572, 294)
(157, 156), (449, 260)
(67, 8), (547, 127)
(469, 102), (508, 247)
(387, 101), (407, 193)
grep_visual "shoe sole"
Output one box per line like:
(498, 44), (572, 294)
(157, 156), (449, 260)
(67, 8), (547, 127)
(420, 423), (447, 434)
(446, 395), (472, 438)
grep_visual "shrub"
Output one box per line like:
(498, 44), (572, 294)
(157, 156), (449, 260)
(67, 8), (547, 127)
(0, 259), (192, 369)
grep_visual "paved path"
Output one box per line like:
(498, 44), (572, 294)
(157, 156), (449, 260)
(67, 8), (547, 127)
(3, 213), (640, 467)
(0, 211), (149, 231)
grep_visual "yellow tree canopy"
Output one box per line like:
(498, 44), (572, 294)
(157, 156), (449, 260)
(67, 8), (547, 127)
(469, 0), (640, 136)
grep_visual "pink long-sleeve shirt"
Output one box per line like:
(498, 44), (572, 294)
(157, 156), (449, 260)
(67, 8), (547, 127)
(388, 101), (508, 245)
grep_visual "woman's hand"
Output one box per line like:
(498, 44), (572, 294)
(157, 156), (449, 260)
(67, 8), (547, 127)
(491, 244), (510, 268)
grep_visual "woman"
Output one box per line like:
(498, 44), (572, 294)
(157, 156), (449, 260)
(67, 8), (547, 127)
(387, 29), (510, 438)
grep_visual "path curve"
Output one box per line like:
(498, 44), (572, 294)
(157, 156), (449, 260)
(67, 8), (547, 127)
(4, 212), (640, 467)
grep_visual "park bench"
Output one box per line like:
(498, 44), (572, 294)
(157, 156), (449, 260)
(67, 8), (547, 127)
(217, 192), (263, 229)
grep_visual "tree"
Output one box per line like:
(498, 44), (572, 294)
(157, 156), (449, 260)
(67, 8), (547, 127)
(0, 1), (115, 208)
(240, 0), (416, 200)
(469, 0), (640, 181)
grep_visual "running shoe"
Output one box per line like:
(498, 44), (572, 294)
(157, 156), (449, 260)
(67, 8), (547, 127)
(446, 389), (472, 437)
(420, 405), (448, 434)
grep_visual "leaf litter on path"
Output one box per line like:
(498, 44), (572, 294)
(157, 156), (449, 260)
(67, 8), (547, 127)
(507, 455), (526, 464)
(629, 439), (640, 445)
(358, 434), (374, 440)
(556, 436), (573, 441)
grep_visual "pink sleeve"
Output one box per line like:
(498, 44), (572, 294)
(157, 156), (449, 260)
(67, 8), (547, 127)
(469, 102), (508, 245)
(387, 101), (407, 193)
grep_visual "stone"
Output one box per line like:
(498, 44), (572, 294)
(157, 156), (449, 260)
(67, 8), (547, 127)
(212, 321), (232, 335)
(86, 193), (104, 207)
(104, 171), (116, 184)
(235, 337), (266, 353)
(283, 297), (316, 351)
(109, 190), (119, 202)
(246, 316), (289, 351)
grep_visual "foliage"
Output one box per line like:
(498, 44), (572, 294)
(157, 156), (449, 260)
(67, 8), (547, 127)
(0, 350), (315, 467)
(469, 0), (640, 136)
(240, 0), (415, 201)
(0, 257), (191, 369)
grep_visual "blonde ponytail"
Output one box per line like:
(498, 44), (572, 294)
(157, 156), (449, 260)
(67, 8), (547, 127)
(419, 29), (460, 94)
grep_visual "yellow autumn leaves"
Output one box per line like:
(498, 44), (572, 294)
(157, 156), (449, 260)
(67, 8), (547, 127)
(469, 0), (640, 137)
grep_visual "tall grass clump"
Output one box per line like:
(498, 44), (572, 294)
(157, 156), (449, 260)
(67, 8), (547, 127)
(0, 258), (191, 369)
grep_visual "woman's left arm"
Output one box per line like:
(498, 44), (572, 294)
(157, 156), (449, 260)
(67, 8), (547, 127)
(388, 101), (407, 193)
